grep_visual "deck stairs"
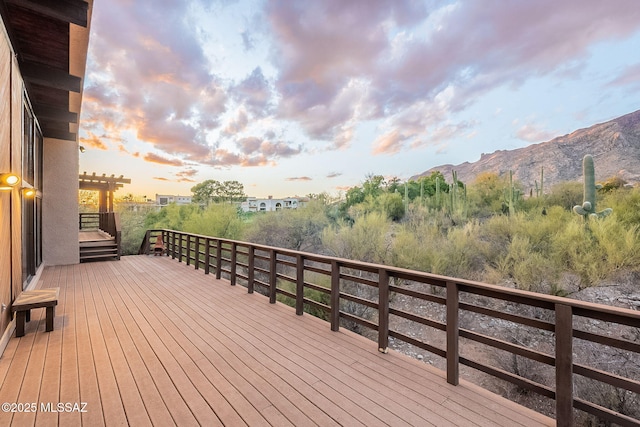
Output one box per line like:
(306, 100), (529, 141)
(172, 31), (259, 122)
(79, 230), (119, 262)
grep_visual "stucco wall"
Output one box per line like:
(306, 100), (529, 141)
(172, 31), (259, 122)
(42, 139), (79, 265)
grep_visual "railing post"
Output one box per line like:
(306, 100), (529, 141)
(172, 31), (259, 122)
(555, 303), (574, 427)
(330, 260), (340, 332)
(170, 232), (176, 259)
(378, 269), (390, 353)
(269, 249), (277, 303)
(446, 281), (459, 385)
(295, 254), (304, 315)
(144, 230), (150, 255)
(176, 233), (182, 262)
(185, 234), (191, 266)
(204, 238), (211, 274)
(247, 246), (255, 294)
(194, 236), (200, 269)
(215, 240), (222, 280)
(230, 242), (237, 286)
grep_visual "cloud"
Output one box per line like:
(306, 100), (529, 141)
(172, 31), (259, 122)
(230, 67), (273, 116)
(514, 122), (557, 143)
(285, 176), (312, 182)
(82, 0), (226, 163)
(608, 62), (640, 88)
(80, 132), (108, 150)
(265, 0), (640, 150)
(143, 152), (185, 166)
(326, 172), (342, 178)
(82, 0), (640, 172)
(236, 136), (302, 159)
(222, 109), (249, 136)
(153, 177), (170, 181)
(175, 167), (198, 182)
(241, 30), (255, 51)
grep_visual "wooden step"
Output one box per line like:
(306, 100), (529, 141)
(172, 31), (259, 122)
(79, 242), (120, 262)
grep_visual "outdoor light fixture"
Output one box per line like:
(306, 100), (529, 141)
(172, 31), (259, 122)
(22, 187), (36, 198)
(0, 173), (20, 190)
(79, 145), (85, 153)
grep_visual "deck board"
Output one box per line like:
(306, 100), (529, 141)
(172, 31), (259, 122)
(0, 256), (555, 426)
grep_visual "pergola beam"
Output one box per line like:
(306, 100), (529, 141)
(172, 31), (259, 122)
(79, 173), (132, 213)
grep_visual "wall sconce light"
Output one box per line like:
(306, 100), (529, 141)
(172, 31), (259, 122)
(0, 173), (20, 190)
(79, 146), (86, 153)
(22, 187), (36, 198)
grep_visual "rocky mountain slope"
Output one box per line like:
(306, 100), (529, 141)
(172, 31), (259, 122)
(411, 109), (640, 191)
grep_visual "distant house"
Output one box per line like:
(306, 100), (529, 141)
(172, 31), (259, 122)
(240, 196), (307, 212)
(156, 194), (193, 206)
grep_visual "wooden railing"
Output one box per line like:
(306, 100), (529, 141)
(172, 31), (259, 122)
(141, 229), (640, 427)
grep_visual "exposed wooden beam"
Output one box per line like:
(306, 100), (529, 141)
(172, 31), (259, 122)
(40, 119), (71, 133)
(21, 60), (82, 92)
(33, 103), (78, 123)
(4, 0), (88, 27)
(34, 107), (77, 126)
(42, 128), (76, 141)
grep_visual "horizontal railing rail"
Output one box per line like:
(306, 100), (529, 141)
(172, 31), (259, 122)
(141, 229), (640, 427)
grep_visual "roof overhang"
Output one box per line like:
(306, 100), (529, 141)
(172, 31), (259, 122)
(0, 0), (93, 141)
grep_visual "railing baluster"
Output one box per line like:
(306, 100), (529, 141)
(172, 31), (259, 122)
(215, 240), (222, 279)
(378, 268), (390, 353)
(247, 246), (255, 294)
(269, 249), (277, 303)
(556, 303), (574, 427)
(204, 238), (211, 274)
(330, 260), (340, 332)
(295, 254), (304, 315)
(230, 242), (237, 286)
(446, 280), (460, 386)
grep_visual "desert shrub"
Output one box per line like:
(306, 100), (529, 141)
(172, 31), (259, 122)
(117, 208), (148, 255)
(144, 203), (200, 230)
(378, 192), (405, 221)
(601, 186), (640, 227)
(588, 217), (640, 271)
(392, 223), (441, 272)
(551, 220), (608, 288)
(546, 181), (583, 211)
(242, 200), (330, 252)
(322, 212), (393, 264)
(182, 203), (244, 239)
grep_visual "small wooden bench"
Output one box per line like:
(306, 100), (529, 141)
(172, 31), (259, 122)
(12, 288), (59, 337)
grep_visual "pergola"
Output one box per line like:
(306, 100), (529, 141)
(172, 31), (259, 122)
(79, 172), (131, 212)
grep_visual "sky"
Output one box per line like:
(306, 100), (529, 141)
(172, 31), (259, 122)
(78, 0), (640, 199)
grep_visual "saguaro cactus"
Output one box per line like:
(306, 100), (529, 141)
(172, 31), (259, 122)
(573, 155), (612, 219)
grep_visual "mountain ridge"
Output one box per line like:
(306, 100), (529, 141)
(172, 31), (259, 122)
(411, 109), (640, 192)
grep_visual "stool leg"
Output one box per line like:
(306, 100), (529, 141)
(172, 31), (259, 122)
(46, 306), (55, 332)
(25, 309), (30, 322)
(15, 311), (26, 337)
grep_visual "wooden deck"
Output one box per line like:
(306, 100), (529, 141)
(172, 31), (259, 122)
(0, 256), (554, 426)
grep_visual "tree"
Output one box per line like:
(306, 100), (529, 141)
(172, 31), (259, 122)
(191, 179), (221, 205)
(219, 180), (245, 203)
(362, 174), (386, 198)
(191, 179), (246, 205)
